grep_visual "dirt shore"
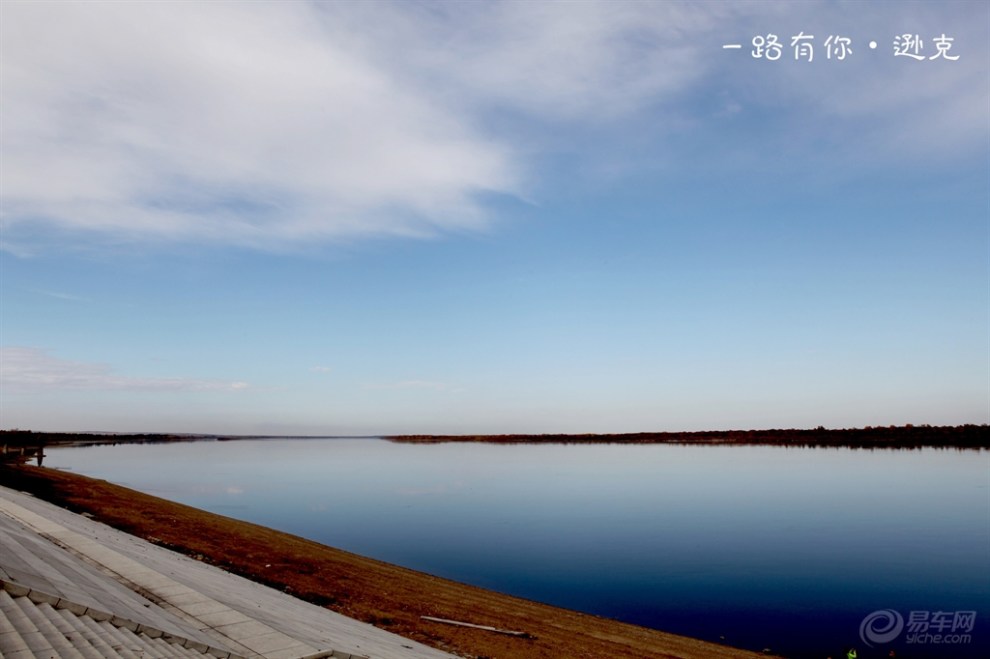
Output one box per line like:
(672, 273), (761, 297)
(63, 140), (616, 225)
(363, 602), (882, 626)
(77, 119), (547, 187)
(1, 465), (765, 659)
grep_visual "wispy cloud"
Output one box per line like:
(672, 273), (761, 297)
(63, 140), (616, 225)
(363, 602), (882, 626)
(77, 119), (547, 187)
(0, 241), (35, 258)
(310, 366), (332, 374)
(0, 347), (250, 393)
(366, 379), (456, 392)
(712, 1), (989, 160)
(338, 1), (732, 121)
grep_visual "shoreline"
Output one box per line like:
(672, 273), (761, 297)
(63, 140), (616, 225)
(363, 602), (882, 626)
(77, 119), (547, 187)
(387, 424), (989, 448)
(3, 424), (988, 458)
(0, 464), (766, 659)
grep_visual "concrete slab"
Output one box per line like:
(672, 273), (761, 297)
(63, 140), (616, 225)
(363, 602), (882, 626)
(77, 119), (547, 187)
(1, 483), (459, 659)
(232, 630), (305, 655)
(160, 590), (215, 607)
(196, 608), (254, 628)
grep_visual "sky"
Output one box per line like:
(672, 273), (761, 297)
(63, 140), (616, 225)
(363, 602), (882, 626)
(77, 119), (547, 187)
(1, 0), (987, 436)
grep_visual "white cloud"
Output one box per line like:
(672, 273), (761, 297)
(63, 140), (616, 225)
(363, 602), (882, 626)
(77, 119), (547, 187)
(0, 1), (742, 251)
(1, 1), (984, 251)
(0, 346), (250, 393)
(310, 366), (332, 374)
(0, 1), (517, 249)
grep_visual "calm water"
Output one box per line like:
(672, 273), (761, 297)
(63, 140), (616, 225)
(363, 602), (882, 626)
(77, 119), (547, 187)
(43, 439), (989, 658)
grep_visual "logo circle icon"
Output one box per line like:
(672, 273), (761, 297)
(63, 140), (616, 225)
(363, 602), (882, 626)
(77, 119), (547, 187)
(859, 609), (904, 647)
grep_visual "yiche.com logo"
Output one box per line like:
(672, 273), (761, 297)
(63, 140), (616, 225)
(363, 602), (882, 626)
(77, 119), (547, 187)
(860, 609), (905, 647)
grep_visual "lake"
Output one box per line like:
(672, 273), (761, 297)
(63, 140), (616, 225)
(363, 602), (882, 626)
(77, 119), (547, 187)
(42, 439), (989, 658)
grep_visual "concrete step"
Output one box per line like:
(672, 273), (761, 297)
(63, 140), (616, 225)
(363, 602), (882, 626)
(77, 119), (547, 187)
(13, 595), (88, 659)
(0, 588), (40, 658)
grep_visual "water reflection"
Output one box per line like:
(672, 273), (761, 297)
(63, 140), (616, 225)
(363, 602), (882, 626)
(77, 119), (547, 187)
(44, 439), (989, 658)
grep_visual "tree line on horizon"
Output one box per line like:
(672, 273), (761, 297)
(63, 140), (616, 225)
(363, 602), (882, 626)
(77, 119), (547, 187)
(388, 424), (989, 449)
(1, 424), (987, 451)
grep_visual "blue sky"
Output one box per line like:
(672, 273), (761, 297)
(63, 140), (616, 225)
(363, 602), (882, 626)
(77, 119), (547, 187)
(1, 0), (987, 435)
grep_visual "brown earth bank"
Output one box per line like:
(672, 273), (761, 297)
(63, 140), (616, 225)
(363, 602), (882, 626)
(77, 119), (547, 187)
(387, 424), (989, 448)
(0, 464), (767, 659)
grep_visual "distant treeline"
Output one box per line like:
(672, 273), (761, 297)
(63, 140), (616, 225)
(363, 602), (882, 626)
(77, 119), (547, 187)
(387, 424), (990, 449)
(0, 430), (203, 451)
(3, 426), (987, 453)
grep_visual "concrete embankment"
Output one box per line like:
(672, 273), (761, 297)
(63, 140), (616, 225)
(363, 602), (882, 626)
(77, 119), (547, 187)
(0, 483), (457, 658)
